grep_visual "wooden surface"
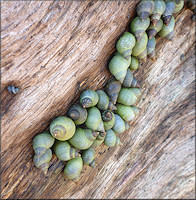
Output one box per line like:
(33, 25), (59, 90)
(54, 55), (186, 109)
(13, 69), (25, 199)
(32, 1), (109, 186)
(1, 1), (195, 199)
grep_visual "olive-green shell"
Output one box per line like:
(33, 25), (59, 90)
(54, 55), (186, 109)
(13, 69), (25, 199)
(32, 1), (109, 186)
(137, 48), (147, 62)
(80, 90), (99, 108)
(130, 17), (150, 42)
(50, 116), (76, 141)
(82, 147), (96, 168)
(112, 114), (126, 134)
(147, 37), (156, 59)
(123, 69), (140, 88)
(132, 32), (148, 57)
(105, 78), (122, 105)
(159, 15), (175, 39)
(117, 88), (141, 106)
(33, 149), (52, 175)
(68, 103), (87, 125)
(147, 19), (163, 39)
(64, 157), (83, 182)
(174, 0), (184, 13)
(162, 0), (175, 25)
(69, 128), (98, 150)
(91, 132), (106, 148)
(54, 141), (81, 161)
(150, 0), (166, 25)
(115, 104), (140, 122)
(108, 53), (132, 83)
(103, 111), (116, 131)
(116, 32), (136, 59)
(129, 56), (140, 70)
(104, 129), (122, 147)
(137, 0), (155, 22)
(96, 90), (116, 111)
(33, 132), (55, 158)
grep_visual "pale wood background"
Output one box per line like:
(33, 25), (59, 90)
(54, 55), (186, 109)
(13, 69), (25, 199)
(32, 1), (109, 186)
(1, 1), (195, 199)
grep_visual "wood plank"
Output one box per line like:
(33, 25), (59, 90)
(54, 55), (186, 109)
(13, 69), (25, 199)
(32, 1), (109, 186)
(1, 1), (195, 199)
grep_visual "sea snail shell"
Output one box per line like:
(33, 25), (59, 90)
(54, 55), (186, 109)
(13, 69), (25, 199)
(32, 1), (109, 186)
(112, 114), (126, 134)
(82, 147), (96, 168)
(147, 19), (163, 39)
(91, 132), (107, 148)
(162, 0), (175, 26)
(129, 56), (140, 70)
(80, 89), (99, 108)
(147, 36), (156, 61)
(102, 110), (116, 131)
(123, 69), (140, 88)
(104, 129), (122, 147)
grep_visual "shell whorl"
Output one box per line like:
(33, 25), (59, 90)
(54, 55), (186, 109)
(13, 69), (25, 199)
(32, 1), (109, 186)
(102, 111), (113, 122)
(81, 98), (93, 108)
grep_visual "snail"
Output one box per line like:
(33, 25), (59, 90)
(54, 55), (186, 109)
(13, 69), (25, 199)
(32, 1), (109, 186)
(122, 68), (140, 88)
(80, 89), (99, 108)
(54, 141), (81, 161)
(104, 129), (122, 147)
(85, 107), (105, 132)
(129, 56), (140, 70)
(33, 132), (55, 158)
(116, 32), (136, 59)
(147, 36), (156, 61)
(91, 132), (106, 148)
(174, 0), (184, 13)
(108, 52), (131, 83)
(50, 116), (76, 141)
(105, 78), (122, 105)
(82, 147), (96, 168)
(112, 114), (126, 134)
(132, 32), (148, 62)
(137, 0), (155, 22)
(159, 15), (175, 40)
(96, 90), (117, 111)
(69, 128), (99, 150)
(147, 19), (163, 39)
(33, 149), (52, 175)
(150, 0), (166, 26)
(68, 103), (87, 125)
(102, 110), (116, 131)
(7, 85), (20, 94)
(117, 87), (142, 106)
(162, 0), (175, 26)
(64, 157), (83, 182)
(115, 104), (140, 122)
(130, 17), (150, 42)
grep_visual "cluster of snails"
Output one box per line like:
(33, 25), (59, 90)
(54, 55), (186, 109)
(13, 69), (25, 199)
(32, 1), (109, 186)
(32, 0), (184, 182)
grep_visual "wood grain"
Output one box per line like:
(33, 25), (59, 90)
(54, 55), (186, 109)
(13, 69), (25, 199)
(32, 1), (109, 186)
(1, 1), (195, 199)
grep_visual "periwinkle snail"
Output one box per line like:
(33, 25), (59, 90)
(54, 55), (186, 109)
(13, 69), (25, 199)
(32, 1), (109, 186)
(31, 0), (185, 182)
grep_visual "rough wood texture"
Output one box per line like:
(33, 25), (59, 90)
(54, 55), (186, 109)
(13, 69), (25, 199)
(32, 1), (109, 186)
(1, 1), (195, 199)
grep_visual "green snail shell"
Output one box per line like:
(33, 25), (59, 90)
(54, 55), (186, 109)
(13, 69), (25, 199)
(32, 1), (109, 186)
(125, 121), (131, 130)
(80, 90), (99, 108)
(104, 129), (122, 147)
(150, 0), (166, 26)
(115, 104), (140, 122)
(129, 56), (140, 70)
(108, 52), (132, 83)
(112, 114), (126, 134)
(132, 32), (148, 58)
(102, 110), (116, 131)
(91, 132), (106, 148)
(147, 36), (156, 61)
(33, 131), (55, 158)
(64, 157), (83, 182)
(137, 48), (148, 62)
(123, 69), (140, 88)
(174, 0), (184, 13)
(159, 15), (175, 40)
(105, 78), (122, 105)
(117, 88), (142, 106)
(85, 107), (105, 132)
(50, 116), (76, 141)
(162, 0), (175, 26)
(68, 103), (87, 125)
(82, 147), (96, 168)
(137, 0), (155, 22)
(116, 32), (136, 59)
(147, 19), (163, 39)
(96, 90), (117, 111)
(69, 128), (99, 150)
(130, 17), (150, 42)
(54, 141), (81, 161)
(33, 148), (52, 175)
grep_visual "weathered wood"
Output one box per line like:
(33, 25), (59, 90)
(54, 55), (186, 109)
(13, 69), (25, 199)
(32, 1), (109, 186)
(1, 1), (195, 199)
